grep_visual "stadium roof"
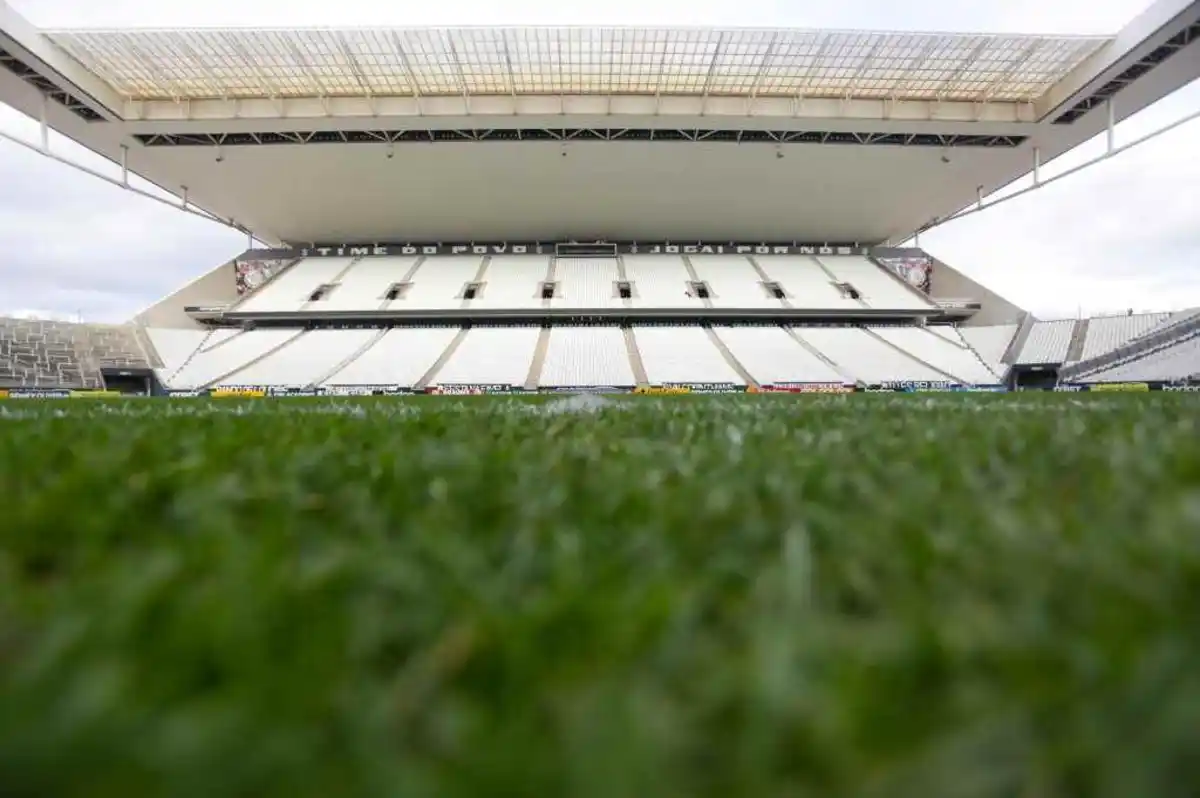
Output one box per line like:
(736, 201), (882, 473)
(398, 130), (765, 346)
(1, 0), (1198, 246)
(47, 27), (1109, 105)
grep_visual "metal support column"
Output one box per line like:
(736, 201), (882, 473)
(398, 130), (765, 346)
(120, 145), (129, 185)
(1106, 99), (1116, 154)
(39, 95), (49, 153)
(1033, 147), (1041, 185)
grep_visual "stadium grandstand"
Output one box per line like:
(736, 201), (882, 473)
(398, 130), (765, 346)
(2, 0), (1200, 395)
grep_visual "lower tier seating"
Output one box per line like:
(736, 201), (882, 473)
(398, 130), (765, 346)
(1081, 332), (1200, 384)
(7, 319), (1195, 392)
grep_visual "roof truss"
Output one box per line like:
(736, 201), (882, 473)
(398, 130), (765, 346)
(46, 26), (1110, 105)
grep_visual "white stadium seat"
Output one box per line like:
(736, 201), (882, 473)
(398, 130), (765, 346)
(146, 328), (209, 376)
(1085, 333), (1200, 383)
(1017, 320), (1076, 364)
(470, 257), (552, 309)
(551, 258), (625, 310)
(214, 329), (379, 388)
(794, 327), (946, 384)
(167, 329), (303, 388)
(324, 327), (460, 387)
(927, 326), (963, 345)
(958, 324), (1018, 375)
(392, 257), (483, 310)
(753, 257), (861, 311)
(433, 326), (540, 386)
(869, 326), (998, 384)
(539, 326), (635, 387)
(319, 258), (419, 311)
(623, 256), (707, 309)
(689, 256), (783, 309)
(712, 326), (844, 385)
(1079, 312), (1172, 361)
(236, 259), (355, 313)
(633, 326), (744, 385)
(820, 257), (932, 310)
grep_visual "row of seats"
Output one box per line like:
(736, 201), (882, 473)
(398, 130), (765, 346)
(150, 324), (1012, 391)
(233, 255), (934, 313)
(1011, 312), (1180, 368)
(0, 317), (149, 389)
(1016, 319), (1077, 365)
(1083, 332), (1200, 383)
(1078, 312), (1172, 362)
(9, 317), (1190, 391)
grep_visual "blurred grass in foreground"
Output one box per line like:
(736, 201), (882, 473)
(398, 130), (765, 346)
(1, 393), (1199, 798)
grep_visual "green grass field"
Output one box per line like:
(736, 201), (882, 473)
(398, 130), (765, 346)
(2, 393), (1199, 797)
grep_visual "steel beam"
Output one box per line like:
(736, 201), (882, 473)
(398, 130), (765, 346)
(916, 103), (1200, 236)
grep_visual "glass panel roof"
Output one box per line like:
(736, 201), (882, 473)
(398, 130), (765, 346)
(46, 27), (1110, 103)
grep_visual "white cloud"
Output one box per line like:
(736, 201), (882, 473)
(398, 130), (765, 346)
(1, 0), (1198, 321)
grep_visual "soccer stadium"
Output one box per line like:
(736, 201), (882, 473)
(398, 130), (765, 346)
(2, 0), (1200, 794)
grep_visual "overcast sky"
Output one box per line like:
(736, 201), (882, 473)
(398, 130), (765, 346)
(1, 0), (1198, 320)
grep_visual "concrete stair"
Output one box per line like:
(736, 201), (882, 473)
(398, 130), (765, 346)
(524, 326), (552, 390)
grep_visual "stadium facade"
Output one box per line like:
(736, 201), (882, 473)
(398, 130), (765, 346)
(1, 0), (1199, 396)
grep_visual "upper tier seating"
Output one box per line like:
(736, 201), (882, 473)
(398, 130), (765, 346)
(551, 258), (626, 310)
(820, 257), (933, 311)
(632, 325), (744, 385)
(319, 257), (420, 312)
(470, 257), (552, 309)
(690, 256), (784, 309)
(227, 254), (938, 314)
(712, 325), (844, 385)
(1078, 312), (1172, 362)
(540, 326), (635, 388)
(432, 326), (540, 386)
(793, 327), (947, 384)
(392, 257), (483, 310)
(622, 256), (707, 310)
(1016, 319), (1077, 365)
(754, 257), (862, 311)
(236, 258), (354, 313)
